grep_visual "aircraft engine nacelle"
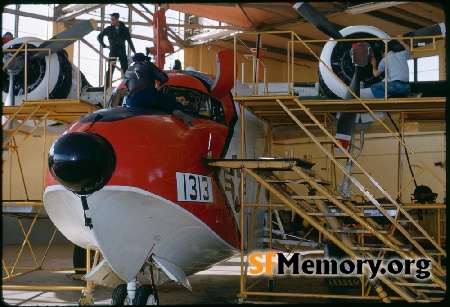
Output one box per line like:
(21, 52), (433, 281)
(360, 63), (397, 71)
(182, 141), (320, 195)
(319, 25), (388, 99)
(2, 37), (90, 106)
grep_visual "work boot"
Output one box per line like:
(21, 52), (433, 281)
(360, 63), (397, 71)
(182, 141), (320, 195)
(173, 110), (195, 127)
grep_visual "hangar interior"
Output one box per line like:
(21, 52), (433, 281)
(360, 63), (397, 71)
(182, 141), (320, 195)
(2, 2), (446, 305)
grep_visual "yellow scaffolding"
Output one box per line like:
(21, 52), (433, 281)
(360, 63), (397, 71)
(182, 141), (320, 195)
(209, 31), (447, 303)
(2, 37), (101, 304)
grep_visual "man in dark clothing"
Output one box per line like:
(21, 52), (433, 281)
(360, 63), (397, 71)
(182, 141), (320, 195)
(123, 53), (195, 127)
(173, 59), (182, 71)
(98, 13), (136, 87)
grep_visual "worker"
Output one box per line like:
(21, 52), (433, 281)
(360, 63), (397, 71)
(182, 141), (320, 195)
(173, 59), (182, 71)
(97, 12), (136, 87)
(3, 31), (14, 45)
(123, 53), (195, 127)
(370, 35), (411, 98)
(175, 95), (188, 106)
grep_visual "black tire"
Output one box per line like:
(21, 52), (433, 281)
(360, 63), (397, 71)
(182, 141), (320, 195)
(135, 284), (159, 305)
(73, 245), (95, 275)
(111, 284), (128, 305)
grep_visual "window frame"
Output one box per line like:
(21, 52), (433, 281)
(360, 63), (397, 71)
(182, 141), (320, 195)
(407, 55), (439, 82)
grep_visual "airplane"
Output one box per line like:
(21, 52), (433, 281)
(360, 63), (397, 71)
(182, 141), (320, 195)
(43, 49), (269, 304)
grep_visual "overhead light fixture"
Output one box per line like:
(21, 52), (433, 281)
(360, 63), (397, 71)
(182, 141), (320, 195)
(345, 2), (408, 14)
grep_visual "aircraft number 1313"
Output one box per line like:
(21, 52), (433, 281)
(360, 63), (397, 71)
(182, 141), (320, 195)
(176, 172), (214, 203)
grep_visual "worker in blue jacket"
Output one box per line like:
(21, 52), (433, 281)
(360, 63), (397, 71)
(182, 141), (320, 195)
(98, 12), (136, 87)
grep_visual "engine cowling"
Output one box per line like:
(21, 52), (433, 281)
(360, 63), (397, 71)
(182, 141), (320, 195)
(2, 37), (90, 105)
(319, 25), (388, 99)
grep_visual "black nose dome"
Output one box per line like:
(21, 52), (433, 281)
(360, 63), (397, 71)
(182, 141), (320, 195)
(49, 132), (116, 195)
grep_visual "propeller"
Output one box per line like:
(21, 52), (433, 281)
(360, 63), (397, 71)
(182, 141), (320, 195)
(389, 22), (446, 52)
(2, 53), (23, 106)
(2, 19), (97, 106)
(291, 2), (359, 151)
(29, 19), (97, 61)
(334, 43), (369, 152)
(291, 2), (343, 40)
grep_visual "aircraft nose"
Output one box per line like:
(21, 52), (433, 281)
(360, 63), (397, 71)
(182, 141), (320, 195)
(48, 132), (116, 195)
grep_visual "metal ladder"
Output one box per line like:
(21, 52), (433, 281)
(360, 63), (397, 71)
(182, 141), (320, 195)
(241, 161), (445, 302)
(264, 98), (445, 300)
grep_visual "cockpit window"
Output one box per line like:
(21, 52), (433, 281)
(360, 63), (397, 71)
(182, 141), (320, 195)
(108, 88), (127, 108)
(163, 86), (226, 125)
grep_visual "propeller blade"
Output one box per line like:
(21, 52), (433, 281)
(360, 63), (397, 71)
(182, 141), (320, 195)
(335, 66), (359, 152)
(5, 74), (15, 106)
(335, 42), (370, 152)
(291, 2), (344, 39)
(405, 22), (446, 39)
(389, 22), (446, 52)
(3, 53), (23, 106)
(29, 19), (97, 60)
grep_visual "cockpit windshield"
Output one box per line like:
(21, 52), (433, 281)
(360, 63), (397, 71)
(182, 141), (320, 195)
(108, 85), (227, 125)
(163, 86), (226, 125)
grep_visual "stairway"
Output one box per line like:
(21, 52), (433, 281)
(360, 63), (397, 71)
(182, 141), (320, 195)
(208, 157), (445, 302)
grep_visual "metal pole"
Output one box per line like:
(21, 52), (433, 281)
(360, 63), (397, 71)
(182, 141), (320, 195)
(99, 6), (105, 85)
(234, 34), (237, 97)
(47, 49), (50, 99)
(77, 40), (81, 101)
(384, 42), (388, 99)
(399, 113), (405, 202)
(24, 42), (28, 101)
(239, 103), (246, 297)
(128, 7), (132, 57)
(14, 5), (19, 37)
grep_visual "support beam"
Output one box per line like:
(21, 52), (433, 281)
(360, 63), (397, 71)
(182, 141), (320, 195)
(237, 3), (257, 30)
(62, 4), (100, 14)
(63, 20), (169, 45)
(99, 6), (105, 85)
(3, 8), (53, 22)
(14, 5), (20, 37)
(365, 11), (425, 30)
(71, 18), (246, 30)
(54, 4), (70, 20)
(128, 5), (133, 56)
(126, 4), (153, 23)
(126, 3), (188, 48)
(426, 2), (445, 10)
(81, 38), (109, 61)
(385, 7), (435, 26)
(57, 4), (105, 22)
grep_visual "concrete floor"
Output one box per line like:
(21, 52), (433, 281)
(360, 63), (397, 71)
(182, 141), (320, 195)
(2, 243), (374, 305)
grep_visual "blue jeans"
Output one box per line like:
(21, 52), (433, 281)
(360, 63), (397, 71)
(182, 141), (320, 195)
(126, 87), (184, 113)
(105, 46), (128, 87)
(370, 81), (410, 98)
